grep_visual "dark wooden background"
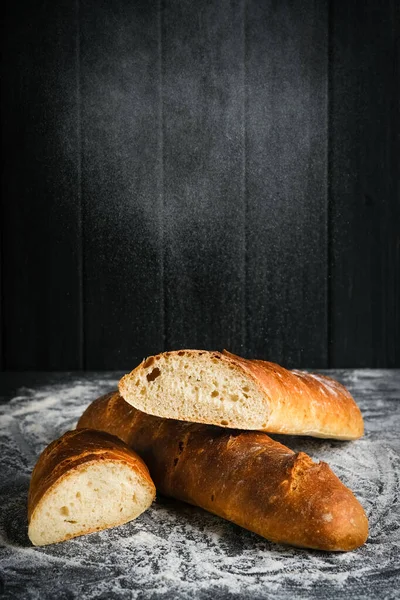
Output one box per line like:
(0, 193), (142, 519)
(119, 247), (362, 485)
(1, 0), (399, 371)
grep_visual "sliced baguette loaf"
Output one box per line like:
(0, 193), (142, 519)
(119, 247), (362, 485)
(118, 350), (364, 440)
(28, 429), (156, 546)
(78, 392), (368, 551)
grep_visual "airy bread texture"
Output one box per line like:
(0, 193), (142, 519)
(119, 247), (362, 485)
(118, 350), (364, 440)
(78, 392), (368, 551)
(28, 429), (156, 546)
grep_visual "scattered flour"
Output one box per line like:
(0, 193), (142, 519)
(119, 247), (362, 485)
(0, 371), (399, 599)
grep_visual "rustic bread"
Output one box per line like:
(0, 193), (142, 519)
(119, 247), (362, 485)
(118, 350), (364, 440)
(28, 429), (156, 546)
(78, 392), (368, 551)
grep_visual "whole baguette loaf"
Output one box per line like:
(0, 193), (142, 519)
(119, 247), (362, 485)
(77, 392), (368, 551)
(28, 429), (156, 546)
(119, 350), (364, 440)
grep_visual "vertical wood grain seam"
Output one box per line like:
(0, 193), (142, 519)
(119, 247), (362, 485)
(0, 155), (3, 369)
(243, 0), (247, 356)
(159, 0), (166, 352)
(327, 0), (333, 367)
(394, 0), (400, 367)
(76, 0), (84, 369)
(0, 17), (7, 368)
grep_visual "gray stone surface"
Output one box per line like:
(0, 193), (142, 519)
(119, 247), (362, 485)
(0, 370), (399, 599)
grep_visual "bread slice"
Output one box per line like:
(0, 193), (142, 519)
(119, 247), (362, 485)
(119, 350), (364, 440)
(78, 392), (369, 551)
(28, 429), (156, 546)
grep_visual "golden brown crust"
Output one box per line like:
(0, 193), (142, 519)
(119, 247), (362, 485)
(78, 392), (368, 551)
(222, 350), (364, 439)
(28, 428), (154, 524)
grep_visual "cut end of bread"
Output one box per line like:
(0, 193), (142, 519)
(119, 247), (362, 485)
(28, 459), (155, 546)
(119, 350), (269, 430)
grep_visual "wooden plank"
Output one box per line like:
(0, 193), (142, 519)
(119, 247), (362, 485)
(330, 0), (400, 367)
(245, 0), (328, 367)
(162, 0), (246, 353)
(1, 0), (82, 369)
(81, 0), (163, 369)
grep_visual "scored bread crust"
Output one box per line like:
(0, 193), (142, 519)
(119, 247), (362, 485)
(118, 349), (364, 440)
(77, 392), (368, 551)
(28, 429), (156, 545)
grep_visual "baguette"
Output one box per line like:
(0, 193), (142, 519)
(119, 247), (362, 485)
(77, 392), (368, 551)
(119, 350), (363, 440)
(28, 429), (156, 546)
